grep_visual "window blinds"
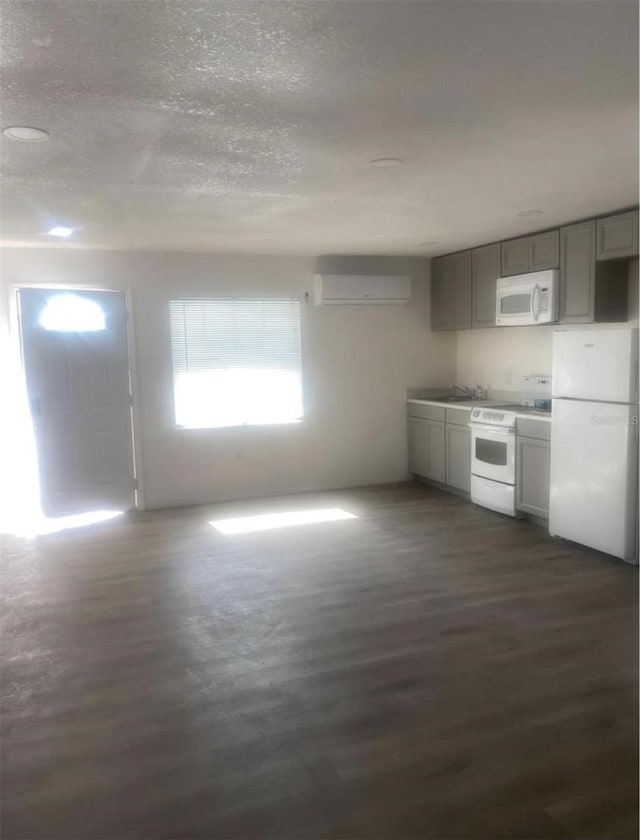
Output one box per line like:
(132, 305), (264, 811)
(169, 299), (303, 428)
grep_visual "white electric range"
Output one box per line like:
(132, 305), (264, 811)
(469, 376), (552, 517)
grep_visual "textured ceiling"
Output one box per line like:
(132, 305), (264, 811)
(0, 0), (638, 255)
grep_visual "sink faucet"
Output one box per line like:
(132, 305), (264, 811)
(450, 384), (471, 396)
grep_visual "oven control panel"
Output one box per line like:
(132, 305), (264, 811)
(470, 407), (517, 428)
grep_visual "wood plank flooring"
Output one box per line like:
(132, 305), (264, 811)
(1, 482), (638, 839)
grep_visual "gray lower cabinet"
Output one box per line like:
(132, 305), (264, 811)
(559, 219), (596, 322)
(472, 243), (500, 328)
(430, 252), (472, 330)
(596, 210), (639, 260)
(408, 416), (446, 483)
(445, 422), (471, 491)
(516, 435), (550, 518)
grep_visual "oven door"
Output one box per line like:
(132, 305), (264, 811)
(470, 424), (516, 484)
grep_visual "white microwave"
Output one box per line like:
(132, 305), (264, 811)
(496, 269), (559, 326)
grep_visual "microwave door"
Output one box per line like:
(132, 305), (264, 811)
(497, 291), (531, 325)
(503, 293), (529, 315)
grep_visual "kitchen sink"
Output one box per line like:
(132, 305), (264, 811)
(431, 395), (474, 402)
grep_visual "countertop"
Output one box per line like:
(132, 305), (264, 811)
(406, 397), (552, 423)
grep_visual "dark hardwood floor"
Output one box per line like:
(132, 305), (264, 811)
(1, 482), (638, 839)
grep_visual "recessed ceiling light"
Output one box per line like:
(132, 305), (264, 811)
(2, 126), (49, 141)
(517, 209), (543, 218)
(47, 226), (74, 238)
(370, 158), (404, 168)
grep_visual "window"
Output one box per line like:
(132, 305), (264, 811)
(39, 294), (106, 332)
(169, 299), (303, 429)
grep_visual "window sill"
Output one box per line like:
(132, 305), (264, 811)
(175, 418), (304, 431)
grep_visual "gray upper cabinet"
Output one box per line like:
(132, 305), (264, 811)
(502, 230), (560, 276)
(450, 251), (472, 329)
(516, 436), (550, 518)
(596, 210), (639, 260)
(471, 243), (500, 328)
(529, 230), (560, 271)
(559, 219), (596, 323)
(430, 257), (450, 330)
(430, 208), (634, 332)
(501, 237), (529, 276)
(430, 251), (472, 330)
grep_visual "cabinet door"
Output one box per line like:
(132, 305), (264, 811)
(446, 423), (471, 491)
(516, 436), (550, 518)
(501, 237), (529, 276)
(529, 230), (559, 271)
(408, 418), (445, 482)
(427, 421), (446, 483)
(596, 211), (639, 260)
(430, 257), (450, 330)
(450, 251), (472, 329)
(408, 417), (429, 477)
(559, 220), (596, 323)
(472, 243), (499, 328)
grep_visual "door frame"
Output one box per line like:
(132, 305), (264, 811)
(8, 283), (145, 511)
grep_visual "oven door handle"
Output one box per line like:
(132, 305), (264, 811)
(470, 423), (515, 435)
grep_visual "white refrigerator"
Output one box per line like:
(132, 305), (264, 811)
(549, 327), (639, 564)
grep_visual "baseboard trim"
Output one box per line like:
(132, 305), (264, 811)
(141, 474), (414, 512)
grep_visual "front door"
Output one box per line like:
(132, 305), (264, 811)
(17, 288), (136, 517)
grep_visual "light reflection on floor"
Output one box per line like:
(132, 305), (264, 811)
(5, 510), (124, 538)
(210, 508), (357, 535)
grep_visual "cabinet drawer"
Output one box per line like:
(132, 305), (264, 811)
(445, 407), (471, 427)
(517, 418), (551, 440)
(407, 402), (445, 422)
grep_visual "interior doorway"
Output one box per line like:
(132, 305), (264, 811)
(16, 287), (137, 521)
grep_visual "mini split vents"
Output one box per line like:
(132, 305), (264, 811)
(313, 275), (411, 305)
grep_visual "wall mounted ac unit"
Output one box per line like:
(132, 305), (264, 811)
(313, 274), (411, 305)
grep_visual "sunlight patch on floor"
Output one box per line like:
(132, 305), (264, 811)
(4, 509), (124, 538)
(210, 508), (357, 535)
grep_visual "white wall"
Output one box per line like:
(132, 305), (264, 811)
(1, 248), (454, 509)
(456, 258), (640, 394)
(455, 325), (555, 394)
